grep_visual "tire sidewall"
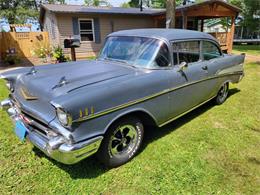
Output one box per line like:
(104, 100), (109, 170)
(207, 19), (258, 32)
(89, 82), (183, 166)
(215, 82), (229, 105)
(98, 117), (144, 167)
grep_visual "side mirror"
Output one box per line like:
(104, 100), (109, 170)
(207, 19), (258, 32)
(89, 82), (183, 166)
(178, 61), (188, 71)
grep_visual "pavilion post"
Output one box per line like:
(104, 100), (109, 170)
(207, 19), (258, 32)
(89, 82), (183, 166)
(229, 16), (235, 53)
(200, 19), (204, 32)
(154, 18), (158, 28)
(182, 11), (187, 29)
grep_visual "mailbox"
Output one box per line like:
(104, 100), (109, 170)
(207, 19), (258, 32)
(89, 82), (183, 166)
(64, 39), (80, 48)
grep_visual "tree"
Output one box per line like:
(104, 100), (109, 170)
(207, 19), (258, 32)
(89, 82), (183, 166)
(121, 2), (131, 8)
(152, 0), (182, 8)
(128, 0), (183, 8)
(166, 0), (175, 28)
(0, 0), (66, 24)
(129, 0), (143, 8)
(224, 0), (259, 37)
(242, 0), (260, 33)
(84, 0), (111, 6)
(0, 0), (38, 24)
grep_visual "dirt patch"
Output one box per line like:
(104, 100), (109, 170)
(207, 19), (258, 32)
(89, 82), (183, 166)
(245, 55), (260, 63)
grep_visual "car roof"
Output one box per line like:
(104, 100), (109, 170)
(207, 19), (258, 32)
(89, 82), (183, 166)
(108, 28), (218, 43)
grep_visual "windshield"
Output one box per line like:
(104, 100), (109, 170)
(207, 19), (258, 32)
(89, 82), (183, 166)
(98, 36), (170, 68)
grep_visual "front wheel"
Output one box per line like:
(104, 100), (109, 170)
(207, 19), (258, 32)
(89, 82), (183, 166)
(215, 82), (229, 105)
(97, 116), (144, 168)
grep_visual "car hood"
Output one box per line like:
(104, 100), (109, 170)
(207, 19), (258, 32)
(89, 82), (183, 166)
(16, 60), (137, 101)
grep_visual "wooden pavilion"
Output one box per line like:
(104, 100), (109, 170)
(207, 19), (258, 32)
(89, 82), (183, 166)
(153, 0), (241, 53)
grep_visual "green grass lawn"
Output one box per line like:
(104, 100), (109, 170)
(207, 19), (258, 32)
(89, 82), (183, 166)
(233, 45), (260, 56)
(0, 62), (259, 194)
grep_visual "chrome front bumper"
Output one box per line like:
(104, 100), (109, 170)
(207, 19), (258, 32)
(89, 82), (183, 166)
(1, 98), (103, 165)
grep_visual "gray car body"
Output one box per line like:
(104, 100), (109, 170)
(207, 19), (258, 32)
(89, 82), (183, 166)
(1, 29), (245, 152)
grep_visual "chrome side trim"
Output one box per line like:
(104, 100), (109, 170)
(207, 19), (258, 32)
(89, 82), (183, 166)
(74, 71), (243, 123)
(216, 63), (244, 75)
(158, 95), (216, 127)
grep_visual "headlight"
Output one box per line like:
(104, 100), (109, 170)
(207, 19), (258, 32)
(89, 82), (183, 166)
(56, 108), (72, 127)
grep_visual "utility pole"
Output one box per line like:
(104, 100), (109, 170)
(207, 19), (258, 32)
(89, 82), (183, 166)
(166, 0), (176, 28)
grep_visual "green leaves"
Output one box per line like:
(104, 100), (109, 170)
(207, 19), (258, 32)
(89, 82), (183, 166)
(128, 0), (183, 8)
(229, 0), (260, 33)
(84, 0), (111, 7)
(0, 0), (66, 24)
(0, 0), (38, 24)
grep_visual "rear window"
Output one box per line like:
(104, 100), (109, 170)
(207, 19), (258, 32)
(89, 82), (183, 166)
(202, 41), (221, 60)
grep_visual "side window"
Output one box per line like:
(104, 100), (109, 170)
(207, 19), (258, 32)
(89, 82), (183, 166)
(172, 41), (200, 65)
(154, 43), (170, 67)
(202, 41), (221, 60)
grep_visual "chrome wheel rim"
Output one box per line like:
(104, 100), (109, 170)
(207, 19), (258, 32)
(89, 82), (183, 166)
(218, 83), (228, 102)
(109, 125), (138, 156)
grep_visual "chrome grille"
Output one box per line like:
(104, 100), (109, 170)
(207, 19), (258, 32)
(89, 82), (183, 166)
(21, 112), (50, 137)
(10, 97), (51, 137)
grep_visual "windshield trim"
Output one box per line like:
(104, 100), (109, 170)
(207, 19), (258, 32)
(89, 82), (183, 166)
(98, 35), (173, 69)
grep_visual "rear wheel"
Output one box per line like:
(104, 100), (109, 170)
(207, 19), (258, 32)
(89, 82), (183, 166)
(97, 116), (144, 168)
(215, 82), (229, 105)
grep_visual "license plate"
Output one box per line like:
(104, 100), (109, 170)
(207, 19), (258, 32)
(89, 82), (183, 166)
(15, 120), (28, 141)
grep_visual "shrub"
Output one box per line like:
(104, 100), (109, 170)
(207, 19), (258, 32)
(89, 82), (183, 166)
(53, 46), (69, 63)
(31, 41), (52, 62)
(4, 55), (21, 65)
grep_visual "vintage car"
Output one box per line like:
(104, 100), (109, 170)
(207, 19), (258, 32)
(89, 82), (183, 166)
(0, 29), (245, 167)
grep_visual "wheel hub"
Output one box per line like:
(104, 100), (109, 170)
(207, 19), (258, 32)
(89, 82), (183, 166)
(109, 124), (137, 156)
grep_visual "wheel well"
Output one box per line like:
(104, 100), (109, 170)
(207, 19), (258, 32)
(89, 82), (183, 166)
(106, 111), (157, 132)
(130, 111), (157, 127)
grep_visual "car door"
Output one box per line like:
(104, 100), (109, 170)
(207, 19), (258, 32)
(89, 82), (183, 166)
(201, 40), (225, 94)
(165, 40), (216, 121)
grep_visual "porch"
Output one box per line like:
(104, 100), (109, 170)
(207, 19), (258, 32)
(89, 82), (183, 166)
(153, 0), (241, 53)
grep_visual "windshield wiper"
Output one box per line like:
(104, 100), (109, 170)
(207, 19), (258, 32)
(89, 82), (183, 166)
(102, 57), (137, 68)
(103, 57), (127, 64)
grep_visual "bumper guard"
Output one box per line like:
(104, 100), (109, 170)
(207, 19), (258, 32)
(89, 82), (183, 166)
(1, 98), (103, 165)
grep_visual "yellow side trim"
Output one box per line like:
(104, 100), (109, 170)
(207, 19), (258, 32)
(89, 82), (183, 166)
(73, 71), (242, 123)
(20, 88), (38, 100)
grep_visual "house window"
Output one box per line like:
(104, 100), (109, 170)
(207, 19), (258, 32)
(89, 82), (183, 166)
(79, 19), (94, 42)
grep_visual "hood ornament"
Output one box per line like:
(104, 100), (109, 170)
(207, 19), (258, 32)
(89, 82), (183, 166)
(26, 66), (37, 75)
(52, 76), (68, 90)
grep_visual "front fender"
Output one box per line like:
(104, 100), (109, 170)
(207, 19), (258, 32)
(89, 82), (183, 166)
(103, 107), (158, 134)
(0, 67), (31, 82)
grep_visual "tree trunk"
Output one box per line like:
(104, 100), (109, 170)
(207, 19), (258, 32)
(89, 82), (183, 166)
(166, 0), (176, 28)
(33, 0), (38, 10)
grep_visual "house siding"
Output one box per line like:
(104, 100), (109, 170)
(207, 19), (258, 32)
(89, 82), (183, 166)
(55, 13), (154, 58)
(43, 10), (59, 45)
